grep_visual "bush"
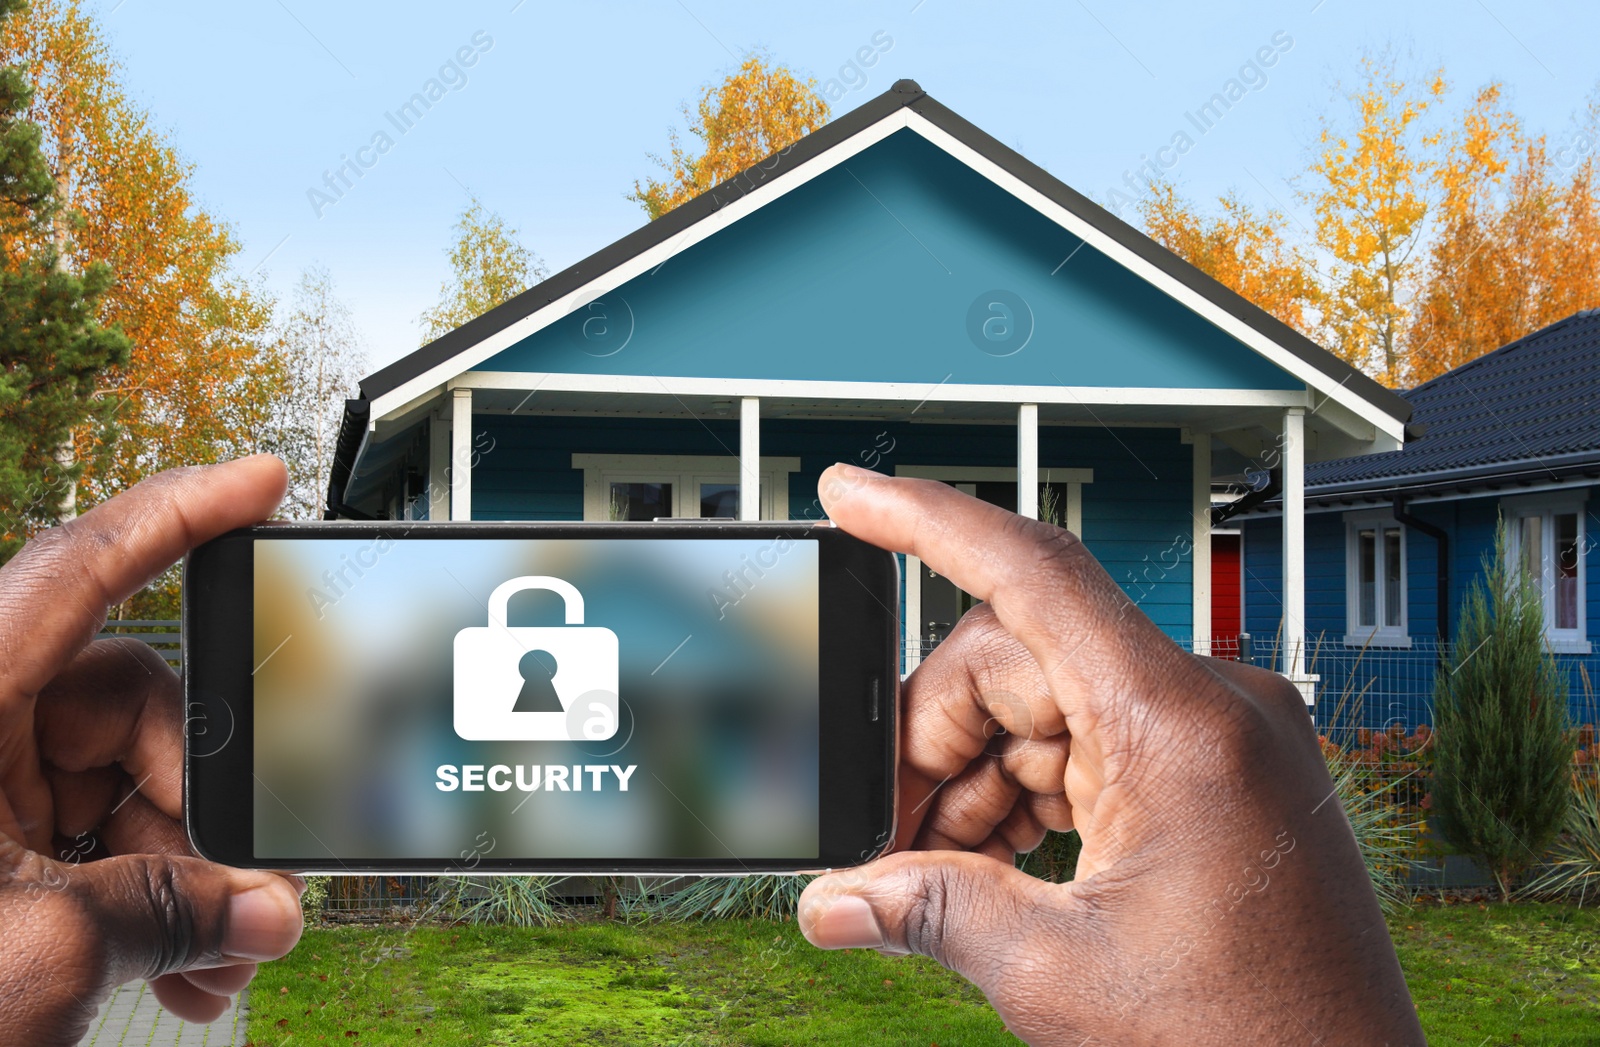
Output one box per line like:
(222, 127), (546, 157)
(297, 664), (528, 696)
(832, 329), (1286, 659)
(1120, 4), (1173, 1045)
(646, 874), (811, 921)
(1521, 774), (1600, 904)
(1429, 518), (1574, 900)
(1017, 829), (1081, 883)
(1321, 737), (1423, 912)
(441, 876), (566, 926)
(300, 875), (331, 920)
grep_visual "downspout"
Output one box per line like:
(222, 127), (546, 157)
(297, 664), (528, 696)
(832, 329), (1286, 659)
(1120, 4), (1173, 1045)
(1391, 494), (1449, 648)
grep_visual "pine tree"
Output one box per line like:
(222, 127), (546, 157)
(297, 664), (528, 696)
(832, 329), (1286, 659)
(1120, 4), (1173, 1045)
(0, 0), (126, 558)
(1429, 517), (1575, 900)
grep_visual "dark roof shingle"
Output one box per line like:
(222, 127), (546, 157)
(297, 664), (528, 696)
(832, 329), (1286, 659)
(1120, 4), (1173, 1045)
(1306, 310), (1600, 491)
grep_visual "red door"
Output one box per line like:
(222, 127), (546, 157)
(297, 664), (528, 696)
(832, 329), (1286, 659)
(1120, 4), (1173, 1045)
(1210, 533), (1242, 658)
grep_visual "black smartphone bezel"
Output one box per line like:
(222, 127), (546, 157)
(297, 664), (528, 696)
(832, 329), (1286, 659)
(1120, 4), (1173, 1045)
(183, 520), (897, 874)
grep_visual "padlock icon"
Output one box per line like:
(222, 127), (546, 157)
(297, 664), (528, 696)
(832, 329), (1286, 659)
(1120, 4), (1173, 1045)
(453, 576), (619, 742)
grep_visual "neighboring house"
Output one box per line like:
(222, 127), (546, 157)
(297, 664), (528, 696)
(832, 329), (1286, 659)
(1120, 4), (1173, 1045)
(1230, 310), (1600, 728)
(324, 79), (1411, 686)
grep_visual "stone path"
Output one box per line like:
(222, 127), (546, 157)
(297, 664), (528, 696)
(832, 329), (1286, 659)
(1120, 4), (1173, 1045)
(76, 984), (248, 1046)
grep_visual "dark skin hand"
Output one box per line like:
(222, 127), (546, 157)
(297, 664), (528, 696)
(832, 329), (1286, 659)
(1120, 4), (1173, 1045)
(0, 457), (304, 1046)
(801, 464), (1424, 1045)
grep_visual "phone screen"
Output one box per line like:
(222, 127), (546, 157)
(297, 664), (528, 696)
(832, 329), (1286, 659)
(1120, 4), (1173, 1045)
(250, 537), (819, 862)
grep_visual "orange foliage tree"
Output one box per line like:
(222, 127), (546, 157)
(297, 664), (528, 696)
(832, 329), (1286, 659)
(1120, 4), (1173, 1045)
(630, 54), (829, 220)
(1407, 84), (1600, 382)
(0, 0), (280, 512)
(1302, 56), (1444, 386)
(1140, 183), (1321, 334)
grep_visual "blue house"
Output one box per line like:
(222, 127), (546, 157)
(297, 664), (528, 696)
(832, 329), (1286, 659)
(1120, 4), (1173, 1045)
(324, 80), (1411, 688)
(1230, 311), (1600, 729)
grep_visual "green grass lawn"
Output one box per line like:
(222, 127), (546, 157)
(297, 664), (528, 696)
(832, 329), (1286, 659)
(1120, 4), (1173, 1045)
(247, 918), (1010, 1045)
(1392, 900), (1600, 1046)
(247, 902), (1600, 1046)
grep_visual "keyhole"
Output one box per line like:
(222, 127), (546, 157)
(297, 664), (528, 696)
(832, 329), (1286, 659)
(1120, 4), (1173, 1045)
(512, 649), (564, 713)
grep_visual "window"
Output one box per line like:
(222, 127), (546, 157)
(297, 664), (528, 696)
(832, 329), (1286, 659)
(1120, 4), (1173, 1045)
(573, 454), (801, 521)
(1504, 494), (1589, 653)
(1345, 510), (1408, 646)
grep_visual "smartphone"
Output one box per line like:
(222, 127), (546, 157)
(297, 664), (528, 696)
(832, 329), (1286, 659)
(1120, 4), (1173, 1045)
(182, 521), (898, 875)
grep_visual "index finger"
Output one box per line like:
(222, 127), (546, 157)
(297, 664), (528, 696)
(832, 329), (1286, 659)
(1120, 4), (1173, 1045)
(819, 463), (1194, 721)
(0, 455), (288, 704)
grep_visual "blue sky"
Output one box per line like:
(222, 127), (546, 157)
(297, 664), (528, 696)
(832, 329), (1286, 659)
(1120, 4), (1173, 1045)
(93, 0), (1596, 372)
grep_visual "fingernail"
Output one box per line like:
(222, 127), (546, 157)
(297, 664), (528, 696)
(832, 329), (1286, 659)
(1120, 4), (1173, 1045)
(830, 462), (872, 479)
(803, 894), (884, 949)
(224, 885), (302, 962)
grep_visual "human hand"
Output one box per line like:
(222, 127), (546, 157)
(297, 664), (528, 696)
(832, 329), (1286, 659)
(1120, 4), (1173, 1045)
(799, 465), (1422, 1045)
(0, 457), (305, 1046)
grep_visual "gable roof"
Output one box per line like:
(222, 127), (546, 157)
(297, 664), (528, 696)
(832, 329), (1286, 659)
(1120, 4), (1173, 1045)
(1286, 310), (1600, 501)
(354, 79), (1410, 423)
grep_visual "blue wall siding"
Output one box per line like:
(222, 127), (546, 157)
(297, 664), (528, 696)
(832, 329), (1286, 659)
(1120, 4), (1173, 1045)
(477, 131), (1301, 394)
(470, 415), (1195, 637)
(1242, 487), (1600, 729)
(1242, 517), (1282, 641)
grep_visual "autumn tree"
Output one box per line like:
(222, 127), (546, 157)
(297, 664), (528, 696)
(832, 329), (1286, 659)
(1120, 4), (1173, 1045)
(418, 199), (544, 343)
(1302, 57), (1443, 385)
(0, 0), (280, 516)
(0, 0), (126, 557)
(258, 266), (367, 519)
(630, 54), (829, 220)
(1140, 183), (1321, 333)
(1407, 84), (1600, 382)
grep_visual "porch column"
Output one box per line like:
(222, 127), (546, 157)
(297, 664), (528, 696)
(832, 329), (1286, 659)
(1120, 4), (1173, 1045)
(739, 397), (760, 521)
(450, 388), (473, 522)
(1017, 403), (1039, 520)
(1281, 407), (1305, 678)
(1191, 431), (1212, 656)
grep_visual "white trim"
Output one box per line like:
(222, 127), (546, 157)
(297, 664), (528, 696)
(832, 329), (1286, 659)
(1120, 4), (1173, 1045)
(1017, 403), (1038, 519)
(1192, 432), (1212, 653)
(1282, 408), (1305, 677)
(1502, 490), (1589, 650)
(447, 370), (1309, 411)
(901, 112), (1405, 444)
(368, 112), (914, 422)
(450, 389), (472, 522)
(1343, 507), (1410, 647)
(364, 104), (1404, 451)
(427, 410), (449, 521)
(894, 465), (1093, 483)
(571, 452), (800, 521)
(1235, 474), (1600, 519)
(739, 397), (760, 521)
(904, 553), (923, 674)
(893, 464), (1091, 534)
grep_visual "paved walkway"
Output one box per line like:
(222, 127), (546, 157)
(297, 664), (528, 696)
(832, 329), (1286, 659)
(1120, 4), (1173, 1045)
(77, 984), (247, 1046)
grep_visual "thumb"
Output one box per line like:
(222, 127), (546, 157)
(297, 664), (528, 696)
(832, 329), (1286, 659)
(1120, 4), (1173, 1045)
(68, 853), (303, 984)
(799, 850), (1059, 984)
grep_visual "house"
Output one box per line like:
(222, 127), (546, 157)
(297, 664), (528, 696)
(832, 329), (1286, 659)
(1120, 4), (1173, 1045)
(323, 79), (1412, 689)
(1228, 310), (1600, 729)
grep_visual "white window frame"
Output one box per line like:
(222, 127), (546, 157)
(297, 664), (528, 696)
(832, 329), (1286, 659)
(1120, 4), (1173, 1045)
(1344, 508), (1410, 648)
(1502, 491), (1590, 654)
(572, 453), (800, 521)
(894, 465), (1093, 672)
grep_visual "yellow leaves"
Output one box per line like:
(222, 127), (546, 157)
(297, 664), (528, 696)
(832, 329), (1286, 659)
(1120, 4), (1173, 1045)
(0, 0), (279, 506)
(1140, 183), (1319, 334)
(1304, 55), (1444, 385)
(418, 201), (543, 344)
(631, 54), (829, 220)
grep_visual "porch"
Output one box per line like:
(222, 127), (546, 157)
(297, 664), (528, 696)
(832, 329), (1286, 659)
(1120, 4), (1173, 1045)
(348, 378), (1338, 684)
